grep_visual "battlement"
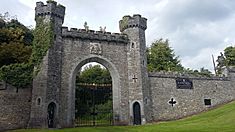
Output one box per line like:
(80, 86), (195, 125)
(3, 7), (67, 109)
(61, 27), (129, 43)
(148, 71), (229, 81)
(35, 1), (65, 22)
(119, 14), (147, 32)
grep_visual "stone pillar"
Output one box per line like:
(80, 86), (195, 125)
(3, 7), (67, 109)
(28, 1), (65, 128)
(119, 14), (152, 124)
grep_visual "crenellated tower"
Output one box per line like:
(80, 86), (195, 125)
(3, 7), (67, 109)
(35, 1), (65, 31)
(28, 1), (65, 128)
(119, 14), (152, 125)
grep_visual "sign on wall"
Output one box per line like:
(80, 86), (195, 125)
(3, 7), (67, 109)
(175, 78), (193, 89)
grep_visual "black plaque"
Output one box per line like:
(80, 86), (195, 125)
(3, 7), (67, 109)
(176, 78), (193, 89)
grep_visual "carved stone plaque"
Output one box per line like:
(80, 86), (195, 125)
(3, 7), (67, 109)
(90, 43), (102, 55)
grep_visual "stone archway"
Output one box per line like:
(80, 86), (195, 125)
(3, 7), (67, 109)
(60, 55), (121, 127)
(29, 1), (149, 128)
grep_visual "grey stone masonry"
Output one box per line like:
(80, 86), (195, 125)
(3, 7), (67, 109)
(29, 0), (133, 128)
(62, 27), (129, 43)
(28, 1), (65, 128)
(120, 14), (152, 124)
(149, 71), (235, 121)
(35, 1), (65, 22)
(119, 14), (147, 32)
(0, 83), (31, 131)
(1, 1), (234, 130)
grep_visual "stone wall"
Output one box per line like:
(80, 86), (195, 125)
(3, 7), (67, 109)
(59, 36), (130, 126)
(149, 72), (235, 121)
(0, 82), (31, 131)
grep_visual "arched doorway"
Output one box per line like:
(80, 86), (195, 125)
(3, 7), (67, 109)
(75, 63), (113, 126)
(62, 55), (122, 127)
(133, 102), (141, 125)
(47, 102), (56, 128)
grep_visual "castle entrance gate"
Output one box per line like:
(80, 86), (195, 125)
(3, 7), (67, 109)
(75, 83), (113, 126)
(29, 1), (150, 128)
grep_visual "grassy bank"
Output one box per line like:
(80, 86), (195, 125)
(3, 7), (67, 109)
(9, 101), (235, 132)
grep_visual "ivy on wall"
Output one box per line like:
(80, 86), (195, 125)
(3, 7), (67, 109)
(120, 17), (129, 31)
(0, 63), (33, 90)
(30, 17), (54, 75)
(0, 16), (54, 89)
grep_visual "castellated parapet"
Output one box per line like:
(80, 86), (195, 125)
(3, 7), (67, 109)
(35, 1), (65, 22)
(119, 14), (147, 32)
(148, 72), (229, 81)
(62, 27), (129, 43)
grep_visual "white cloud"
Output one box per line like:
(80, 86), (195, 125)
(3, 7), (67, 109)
(18, 0), (35, 9)
(1, 0), (235, 72)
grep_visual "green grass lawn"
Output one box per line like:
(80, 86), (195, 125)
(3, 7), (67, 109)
(9, 101), (235, 132)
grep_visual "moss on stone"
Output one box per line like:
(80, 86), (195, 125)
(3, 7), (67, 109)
(120, 17), (129, 31)
(30, 16), (54, 76)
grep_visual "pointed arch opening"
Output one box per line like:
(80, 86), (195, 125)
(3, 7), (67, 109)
(69, 56), (121, 127)
(47, 102), (56, 128)
(133, 102), (141, 125)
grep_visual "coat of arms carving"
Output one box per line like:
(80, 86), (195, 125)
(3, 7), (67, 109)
(90, 43), (102, 55)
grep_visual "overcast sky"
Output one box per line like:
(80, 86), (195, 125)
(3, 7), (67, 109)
(1, 0), (235, 73)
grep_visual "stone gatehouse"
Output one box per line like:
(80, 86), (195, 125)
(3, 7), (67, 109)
(0, 1), (235, 130)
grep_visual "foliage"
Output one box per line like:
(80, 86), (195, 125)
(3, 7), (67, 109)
(0, 63), (33, 89)
(0, 42), (31, 67)
(147, 38), (183, 72)
(216, 46), (235, 74)
(0, 19), (33, 45)
(184, 67), (212, 77)
(75, 84), (112, 124)
(0, 18), (5, 28)
(0, 16), (34, 89)
(77, 65), (111, 84)
(95, 100), (113, 120)
(30, 17), (54, 75)
(120, 16), (129, 31)
(0, 19), (33, 67)
(0, 15), (54, 88)
(224, 46), (235, 66)
(75, 65), (112, 123)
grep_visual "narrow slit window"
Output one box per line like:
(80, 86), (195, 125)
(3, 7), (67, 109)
(37, 98), (41, 106)
(131, 42), (135, 48)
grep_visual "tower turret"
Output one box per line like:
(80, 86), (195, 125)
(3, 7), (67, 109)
(29, 1), (65, 128)
(35, 1), (65, 33)
(119, 14), (147, 32)
(119, 14), (152, 125)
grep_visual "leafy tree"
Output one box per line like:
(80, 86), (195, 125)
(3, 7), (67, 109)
(77, 64), (111, 84)
(216, 46), (235, 74)
(183, 67), (212, 77)
(0, 18), (33, 67)
(198, 67), (212, 77)
(0, 18), (5, 28)
(0, 63), (33, 92)
(0, 19), (33, 45)
(0, 15), (33, 90)
(0, 42), (31, 67)
(224, 46), (235, 66)
(147, 38), (183, 72)
(75, 64), (112, 120)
